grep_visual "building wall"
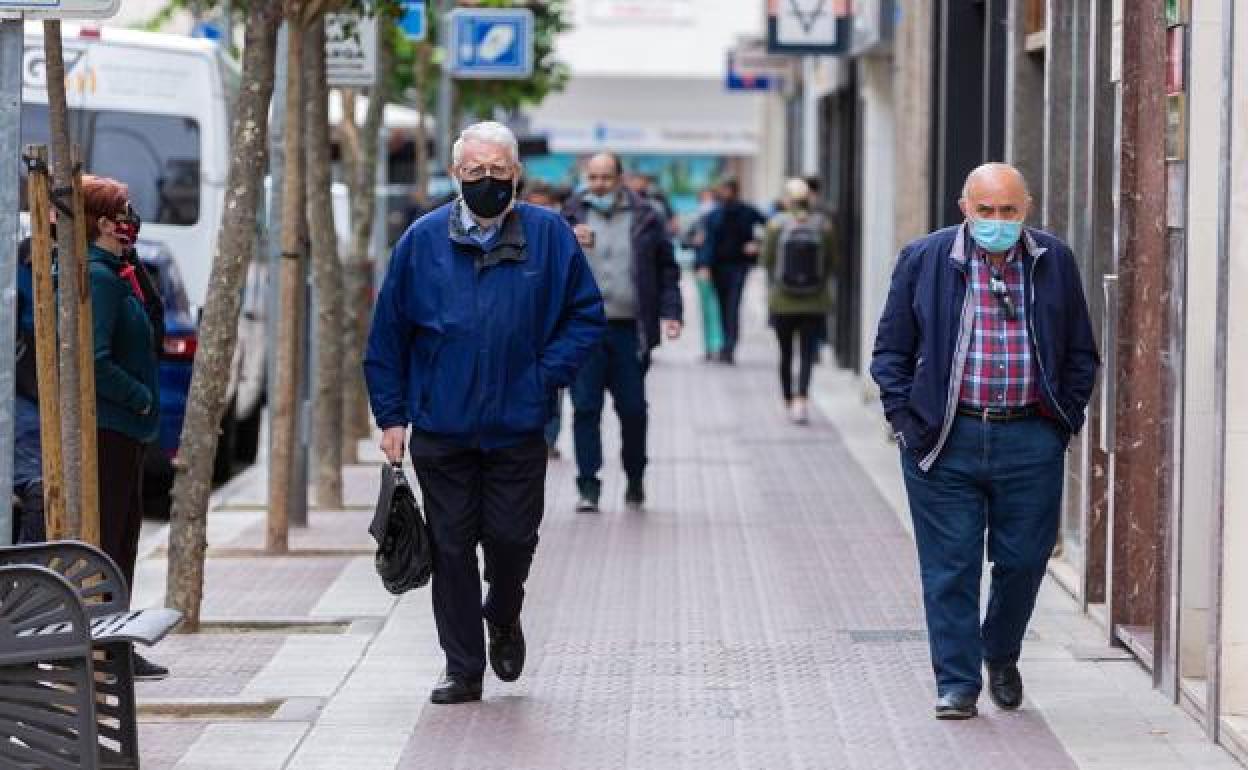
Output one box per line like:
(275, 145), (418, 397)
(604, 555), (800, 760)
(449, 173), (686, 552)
(856, 55), (896, 384)
(1179, 0), (1223, 684)
(1221, 0), (1248, 726)
(891, 0), (933, 250)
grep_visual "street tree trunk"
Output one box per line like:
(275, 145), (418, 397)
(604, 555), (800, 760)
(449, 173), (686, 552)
(166, 0), (282, 631)
(269, 7), (308, 552)
(339, 31), (389, 461)
(304, 18), (343, 508)
(42, 21), (83, 537)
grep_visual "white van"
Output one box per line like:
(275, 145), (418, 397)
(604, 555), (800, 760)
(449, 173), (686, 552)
(20, 23), (266, 463)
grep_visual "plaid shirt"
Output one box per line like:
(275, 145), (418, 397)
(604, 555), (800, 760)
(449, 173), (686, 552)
(958, 246), (1040, 409)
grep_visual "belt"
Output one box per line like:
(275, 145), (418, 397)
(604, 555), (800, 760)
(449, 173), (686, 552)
(956, 404), (1040, 421)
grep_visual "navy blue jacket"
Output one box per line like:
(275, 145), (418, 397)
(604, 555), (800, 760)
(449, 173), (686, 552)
(563, 187), (683, 352)
(364, 201), (606, 449)
(870, 225), (1100, 469)
(695, 200), (765, 269)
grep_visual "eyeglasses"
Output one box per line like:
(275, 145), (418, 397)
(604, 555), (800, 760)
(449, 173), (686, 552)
(458, 164), (514, 182)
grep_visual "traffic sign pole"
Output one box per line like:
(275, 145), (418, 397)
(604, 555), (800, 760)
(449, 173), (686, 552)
(436, 0), (453, 170)
(0, 18), (21, 545)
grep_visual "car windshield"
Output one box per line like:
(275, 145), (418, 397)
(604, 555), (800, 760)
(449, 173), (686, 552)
(21, 104), (202, 226)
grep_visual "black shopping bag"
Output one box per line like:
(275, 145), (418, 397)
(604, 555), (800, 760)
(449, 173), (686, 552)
(369, 462), (433, 594)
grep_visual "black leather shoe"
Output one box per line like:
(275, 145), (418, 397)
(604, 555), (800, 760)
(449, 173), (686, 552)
(429, 672), (483, 704)
(624, 479), (645, 512)
(986, 661), (1024, 711)
(487, 620), (526, 682)
(934, 692), (979, 720)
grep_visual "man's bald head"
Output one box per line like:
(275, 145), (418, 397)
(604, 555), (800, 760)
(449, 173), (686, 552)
(959, 162), (1031, 223)
(586, 153), (624, 196)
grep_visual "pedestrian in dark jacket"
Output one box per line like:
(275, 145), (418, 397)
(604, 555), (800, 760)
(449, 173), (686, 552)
(563, 153), (683, 513)
(870, 163), (1099, 720)
(82, 175), (167, 680)
(365, 121), (605, 705)
(12, 237), (45, 544)
(696, 177), (764, 363)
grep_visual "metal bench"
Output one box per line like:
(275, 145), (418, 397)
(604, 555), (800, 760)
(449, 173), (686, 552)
(0, 541), (182, 769)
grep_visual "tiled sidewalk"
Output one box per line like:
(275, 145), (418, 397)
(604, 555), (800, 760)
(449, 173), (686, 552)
(131, 279), (1242, 769)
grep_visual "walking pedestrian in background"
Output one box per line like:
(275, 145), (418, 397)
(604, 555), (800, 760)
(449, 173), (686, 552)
(83, 175), (167, 680)
(870, 163), (1099, 720)
(523, 180), (571, 459)
(563, 153), (683, 513)
(760, 178), (835, 425)
(696, 177), (764, 364)
(365, 122), (605, 704)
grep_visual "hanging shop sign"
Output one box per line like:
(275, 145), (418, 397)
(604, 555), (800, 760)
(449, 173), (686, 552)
(766, 0), (850, 56)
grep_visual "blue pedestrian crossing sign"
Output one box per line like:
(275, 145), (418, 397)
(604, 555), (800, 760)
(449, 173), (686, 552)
(448, 8), (535, 80)
(398, 0), (426, 42)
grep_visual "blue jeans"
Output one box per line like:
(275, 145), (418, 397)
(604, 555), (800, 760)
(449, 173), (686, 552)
(12, 395), (45, 543)
(711, 263), (751, 358)
(900, 414), (1064, 698)
(571, 322), (648, 493)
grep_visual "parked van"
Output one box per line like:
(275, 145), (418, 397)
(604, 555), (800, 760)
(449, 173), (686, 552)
(20, 23), (266, 463)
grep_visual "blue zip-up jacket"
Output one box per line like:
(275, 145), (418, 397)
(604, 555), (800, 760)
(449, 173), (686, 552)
(364, 201), (606, 448)
(89, 244), (160, 443)
(870, 224), (1100, 471)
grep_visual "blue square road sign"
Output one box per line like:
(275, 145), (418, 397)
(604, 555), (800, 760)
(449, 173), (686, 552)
(447, 8), (534, 80)
(398, 0), (426, 42)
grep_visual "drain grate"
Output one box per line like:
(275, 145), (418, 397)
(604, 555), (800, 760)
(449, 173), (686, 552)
(194, 618), (354, 635)
(847, 629), (928, 644)
(138, 698), (283, 721)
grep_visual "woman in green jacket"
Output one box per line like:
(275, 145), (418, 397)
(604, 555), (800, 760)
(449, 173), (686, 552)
(83, 175), (166, 679)
(760, 179), (836, 424)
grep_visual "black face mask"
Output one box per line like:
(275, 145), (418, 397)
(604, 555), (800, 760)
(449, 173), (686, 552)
(461, 176), (515, 219)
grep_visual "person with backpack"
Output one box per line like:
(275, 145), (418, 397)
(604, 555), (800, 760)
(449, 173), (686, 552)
(82, 175), (167, 681)
(760, 178), (835, 424)
(696, 177), (765, 364)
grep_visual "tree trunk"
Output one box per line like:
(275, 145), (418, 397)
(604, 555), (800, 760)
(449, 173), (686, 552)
(42, 21), (83, 537)
(340, 32), (389, 461)
(268, 13), (307, 552)
(166, 0), (281, 631)
(304, 18), (343, 508)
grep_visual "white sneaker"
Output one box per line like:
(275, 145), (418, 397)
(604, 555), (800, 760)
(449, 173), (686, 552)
(790, 399), (810, 425)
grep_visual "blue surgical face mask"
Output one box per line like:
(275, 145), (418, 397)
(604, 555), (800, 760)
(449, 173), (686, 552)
(968, 218), (1023, 254)
(584, 191), (616, 212)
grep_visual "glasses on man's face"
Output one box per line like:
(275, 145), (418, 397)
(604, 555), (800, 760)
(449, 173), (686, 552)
(459, 164), (514, 183)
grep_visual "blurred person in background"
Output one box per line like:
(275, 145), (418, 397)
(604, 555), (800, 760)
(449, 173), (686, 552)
(12, 234), (45, 544)
(564, 153), (683, 514)
(761, 178), (835, 425)
(696, 177), (765, 364)
(523, 179), (570, 459)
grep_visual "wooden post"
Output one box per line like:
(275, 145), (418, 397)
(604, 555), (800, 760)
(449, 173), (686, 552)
(23, 145), (67, 540)
(71, 147), (100, 547)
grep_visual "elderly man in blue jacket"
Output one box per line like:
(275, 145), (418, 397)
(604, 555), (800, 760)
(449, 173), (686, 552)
(871, 163), (1099, 720)
(365, 121), (605, 705)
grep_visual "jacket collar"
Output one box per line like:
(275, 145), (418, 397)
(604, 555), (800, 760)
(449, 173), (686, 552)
(949, 221), (1048, 269)
(88, 242), (123, 267)
(448, 199), (527, 267)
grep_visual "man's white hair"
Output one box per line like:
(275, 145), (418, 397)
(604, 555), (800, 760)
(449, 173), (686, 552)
(451, 121), (519, 167)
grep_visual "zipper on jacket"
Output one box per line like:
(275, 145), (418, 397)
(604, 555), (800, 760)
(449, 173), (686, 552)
(1027, 257), (1075, 433)
(921, 268), (973, 472)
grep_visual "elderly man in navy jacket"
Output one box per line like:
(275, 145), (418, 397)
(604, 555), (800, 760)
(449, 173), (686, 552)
(871, 163), (1099, 720)
(365, 121), (605, 705)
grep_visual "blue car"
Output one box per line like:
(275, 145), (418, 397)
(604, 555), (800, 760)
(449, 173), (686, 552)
(133, 240), (197, 517)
